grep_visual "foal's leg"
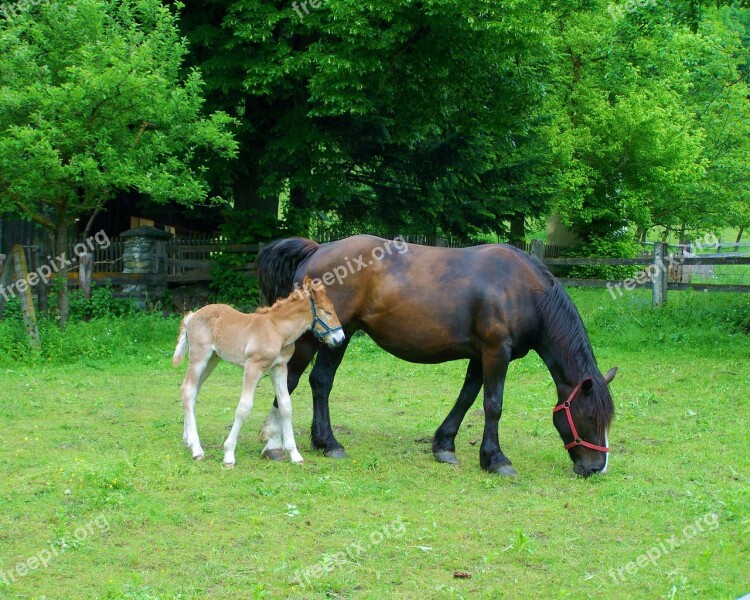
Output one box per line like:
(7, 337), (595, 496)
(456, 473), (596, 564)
(479, 345), (517, 476)
(222, 361), (264, 467)
(309, 336), (352, 458)
(269, 363), (304, 464)
(432, 358), (483, 465)
(182, 353), (219, 460)
(262, 335), (320, 460)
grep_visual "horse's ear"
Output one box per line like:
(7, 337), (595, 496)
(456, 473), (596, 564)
(603, 367), (618, 384)
(581, 377), (593, 395)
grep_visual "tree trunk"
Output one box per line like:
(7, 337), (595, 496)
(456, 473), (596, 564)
(55, 217), (69, 328)
(289, 185), (311, 236)
(509, 213), (525, 245)
(736, 227), (745, 245)
(233, 165), (279, 216)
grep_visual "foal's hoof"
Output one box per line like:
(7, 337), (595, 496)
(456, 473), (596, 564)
(193, 453), (205, 461)
(262, 449), (288, 462)
(434, 450), (459, 465)
(324, 448), (348, 459)
(489, 464), (518, 477)
(222, 462), (235, 469)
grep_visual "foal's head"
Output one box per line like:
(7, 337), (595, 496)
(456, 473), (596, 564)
(300, 276), (345, 347)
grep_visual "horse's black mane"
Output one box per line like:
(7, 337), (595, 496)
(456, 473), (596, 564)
(533, 260), (614, 432)
(257, 237), (320, 305)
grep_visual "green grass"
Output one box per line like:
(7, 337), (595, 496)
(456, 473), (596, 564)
(0, 289), (749, 599)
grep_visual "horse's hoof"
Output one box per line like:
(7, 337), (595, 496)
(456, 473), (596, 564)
(193, 453), (205, 461)
(222, 462), (235, 469)
(489, 464), (518, 477)
(434, 450), (459, 465)
(262, 449), (288, 462)
(324, 448), (348, 459)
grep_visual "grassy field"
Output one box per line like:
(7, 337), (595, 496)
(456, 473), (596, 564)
(0, 289), (749, 599)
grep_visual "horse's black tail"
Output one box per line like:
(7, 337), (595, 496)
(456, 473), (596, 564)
(256, 237), (320, 305)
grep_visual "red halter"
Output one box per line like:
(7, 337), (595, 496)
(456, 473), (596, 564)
(553, 378), (609, 453)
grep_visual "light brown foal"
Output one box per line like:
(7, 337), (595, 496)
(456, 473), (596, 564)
(172, 276), (345, 466)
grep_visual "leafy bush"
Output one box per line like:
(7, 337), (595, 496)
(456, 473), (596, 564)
(68, 284), (140, 320)
(0, 312), (176, 365)
(209, 257), (261, 312)
(557, 234), (642, 280)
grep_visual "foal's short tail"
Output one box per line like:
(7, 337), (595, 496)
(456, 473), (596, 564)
(172, 312), (194, 367)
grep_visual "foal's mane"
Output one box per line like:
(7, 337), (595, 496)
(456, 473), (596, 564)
(533, 261), (615, 432)
(255, 287), (307, 314)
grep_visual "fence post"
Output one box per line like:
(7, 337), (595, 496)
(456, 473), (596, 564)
(79, 252), (92, 300)
(0, 253), (6, 319)
(10, 246), (41, 349)
(652, 242), (668, 307)
(121, 226), (173, 307)
(34, 245), (48, 314)
(530, 239), (544, 262)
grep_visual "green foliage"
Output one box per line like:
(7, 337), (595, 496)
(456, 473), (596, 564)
(558, 234), (642, 280)
(0, 0), (237, 224)
(208, 259), (261, 312)
(67, 285), (140, 321)
(547, 0), (750, 240)
(180, 0), (554, 238)
(0, 312), (174, 364)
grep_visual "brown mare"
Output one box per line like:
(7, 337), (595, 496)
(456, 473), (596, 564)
(257, 235), (617, 477)
(172, 276), (345, 466)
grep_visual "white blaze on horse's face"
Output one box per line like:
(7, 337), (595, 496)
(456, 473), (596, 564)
(600, 431), (609, 474)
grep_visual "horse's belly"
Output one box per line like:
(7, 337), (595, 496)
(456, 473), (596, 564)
(365, 329), (478, 363)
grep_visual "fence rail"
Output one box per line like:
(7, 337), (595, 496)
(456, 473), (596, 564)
(2, 235), (747, 309)
(529, 241), (750, 305)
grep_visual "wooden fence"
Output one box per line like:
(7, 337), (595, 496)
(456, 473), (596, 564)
(2, 235), (748, 309)
(526, 240), (750, 306)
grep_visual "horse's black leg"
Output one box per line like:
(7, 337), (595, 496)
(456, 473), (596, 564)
(309, 335), (352, 458)
(432, 359), (483, 465)
(479, 346), (517, 476)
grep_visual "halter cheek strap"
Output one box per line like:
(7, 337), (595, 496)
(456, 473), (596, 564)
(309, 297), (343, 341)
(553, 378), (609, 453)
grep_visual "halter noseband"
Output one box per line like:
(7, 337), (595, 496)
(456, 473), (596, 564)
(309, 297), (343, 342)
(553, 378), (609, 453)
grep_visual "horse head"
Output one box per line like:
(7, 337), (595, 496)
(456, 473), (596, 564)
(553, 367), (617, 477)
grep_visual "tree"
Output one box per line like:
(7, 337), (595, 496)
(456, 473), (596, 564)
(547, 0), (750, 243)
(179, 0), (555, 239)
(0, 0), (237, 326)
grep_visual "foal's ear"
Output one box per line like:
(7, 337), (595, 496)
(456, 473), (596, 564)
(302, 275), (313, 290)
(603, 367), (618, 384)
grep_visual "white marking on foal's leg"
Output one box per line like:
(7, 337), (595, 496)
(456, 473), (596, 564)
(223, 364), (262, 467)
(601, 431), (610, 474)
(181, 354), (219, 461)
(182, 373), (205, 460)
(270, 366), (303, 464)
